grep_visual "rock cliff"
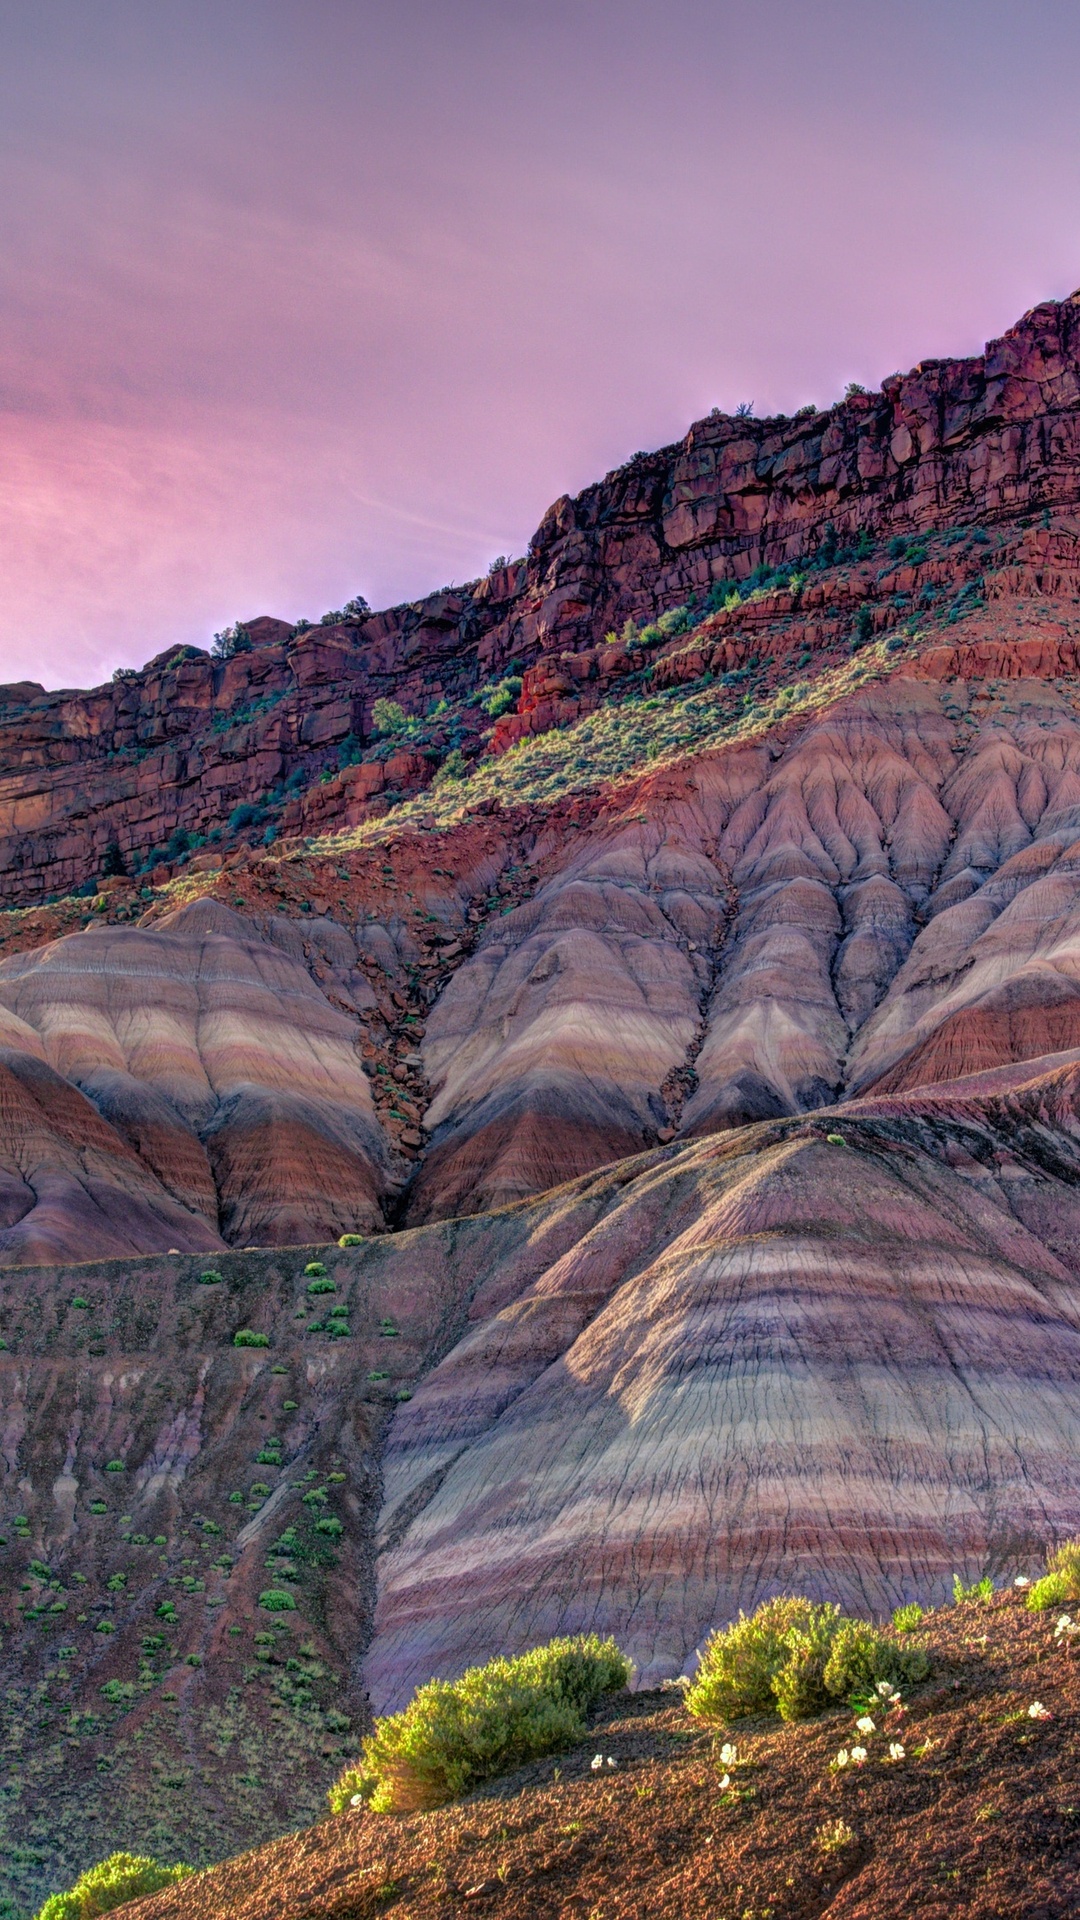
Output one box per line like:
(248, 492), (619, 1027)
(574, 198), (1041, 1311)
(10, 290), (1080, 1912)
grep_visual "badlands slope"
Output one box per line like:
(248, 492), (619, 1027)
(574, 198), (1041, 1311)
(9, 291), (1080, 1909)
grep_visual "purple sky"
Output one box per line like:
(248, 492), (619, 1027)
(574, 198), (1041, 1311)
(3, 0), (1080, 690)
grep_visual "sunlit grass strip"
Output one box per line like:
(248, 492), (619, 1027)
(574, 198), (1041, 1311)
(310, 634), (918, 856)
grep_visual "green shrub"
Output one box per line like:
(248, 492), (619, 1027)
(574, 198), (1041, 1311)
(339, 1234), (364, 1247)
(259, 1589), (296, 1612)
(1027, 1537), (1080, 1611)
(70, 1297), (91, 1310)
(198, 1270), (223, 1286)
(304, 1261), (327, 1278)
(104, 1461), (125, 1474)
(35, 1850), (193, 1918)
(433, 748), (468, 785)
(952, 1573), (993, 1604)
(1028, 1572), (1069, 1610)
(892, 1602), (925, 1633)
(330, 1633), (630, 1814)
(685, 1597), (929, 1726)
(307, 1277), (336, 1295)
(234, 1329), (270, 1348)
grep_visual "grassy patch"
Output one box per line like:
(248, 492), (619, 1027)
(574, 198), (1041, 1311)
(308, 634), (917, 856)
(1027, 1535), (1080, 1611)
(36, 1851), (192, 1919)
(684, 1597), (929, 1725)
(329, 1634), (630, 1814)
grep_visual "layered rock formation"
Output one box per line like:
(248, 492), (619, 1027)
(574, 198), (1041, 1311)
(11, 289), (1080, 1910)
(0, 898), (396, 1261)
(370, 1063), (1080, 1708)
(401, 667), (1080, 1214)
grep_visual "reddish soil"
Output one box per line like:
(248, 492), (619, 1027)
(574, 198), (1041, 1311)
(127, 1592), (1080, 1920)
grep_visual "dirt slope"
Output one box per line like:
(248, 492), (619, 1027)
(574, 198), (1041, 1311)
(122, 1591), (1080, 1920)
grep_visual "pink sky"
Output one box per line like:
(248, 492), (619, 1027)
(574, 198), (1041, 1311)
(2, 0), (1080, 690)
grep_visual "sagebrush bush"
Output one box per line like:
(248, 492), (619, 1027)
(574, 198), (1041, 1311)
(36, 1851), (192, 1918)
(685, 1597), (929, 1725)
(892, 1602), (925, 1633)
(330, 1634), (630, 1814)
(1028, 1536), (1080, 1611)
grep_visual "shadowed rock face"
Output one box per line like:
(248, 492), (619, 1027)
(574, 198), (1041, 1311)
(369, 1064), (1080, 1708)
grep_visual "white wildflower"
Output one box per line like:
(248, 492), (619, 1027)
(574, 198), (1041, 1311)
(849, 1745), (868, 1764)
(591, 1754), (604, 1771)
(833, 1749), (850, 1769)
(887, 1742), (905, 1761)
(875, 1680), (898, 1700)
(349, 1793), (364, 1808)
(1028, 1701), (1052, 1720)
(1014, 1576), (1031, 1589)
(718, 1772), (731, 1790)
(855, 1715), (875, 1735)
(719, 1742), (738, 1768)
(606, 1756), (618, 1770)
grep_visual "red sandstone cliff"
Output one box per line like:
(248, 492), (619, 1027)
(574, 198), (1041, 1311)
(5, 288), (1080, 904)
(10, 291), (1080, 1912)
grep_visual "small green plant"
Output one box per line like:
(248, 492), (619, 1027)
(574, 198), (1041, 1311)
(480, 675), (523, 719)
(339, 1233), (364, 1247)
(1027, 1536), (1080, 1611)
(433, 747), (468, 785)
(89, 1500), (108, 1514)
(304, 1261), (327, 1278)
(684, 1597), (928, 1725)
(198, 1270), (223, 1285)
(307, 1276), (336, 1295)
(259, 1588), (296, 1612)
(892, 1602), (925, 1633)
(70, 1297), (91, 1310)
(952, 1573), (994, 1605)
(234, 1329), (270, 1348)
(35, 1851), (193, 1918)
(825, 1132), (846, 1145)
(330, 1633), (630, 1814)
(104, 1460), (125, 1474)
(815, 1818), (856, 1855)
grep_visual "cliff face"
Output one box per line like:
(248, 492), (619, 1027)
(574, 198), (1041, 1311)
(11, 291), (1080, 1913)
(4, 290), (1080, 904)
